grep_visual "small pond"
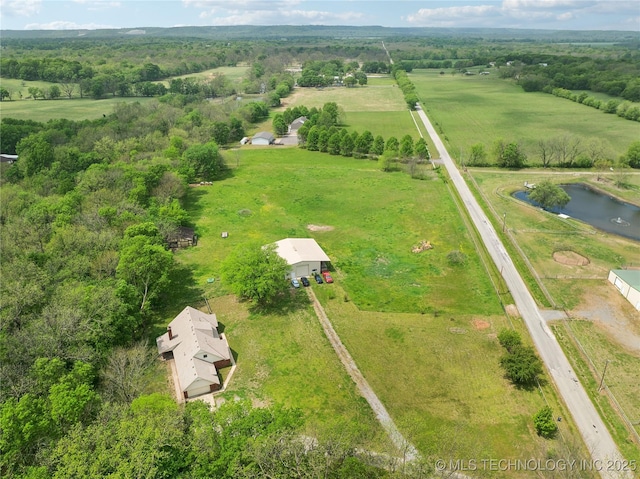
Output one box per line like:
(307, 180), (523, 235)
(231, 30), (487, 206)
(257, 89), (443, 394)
(513, 183), (640, 242)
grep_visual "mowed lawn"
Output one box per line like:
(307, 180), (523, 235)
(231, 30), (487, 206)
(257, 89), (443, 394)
(279, 76), (439, 156)
(174, 148), (591, 470)
(0, 96), (158, 121)
(411, 70), (640, 160)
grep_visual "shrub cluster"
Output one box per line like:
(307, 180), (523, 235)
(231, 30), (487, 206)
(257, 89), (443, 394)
(497, 329), (543, 387)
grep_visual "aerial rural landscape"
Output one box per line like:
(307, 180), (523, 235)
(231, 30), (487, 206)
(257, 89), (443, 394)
(1, 2), (639, 478)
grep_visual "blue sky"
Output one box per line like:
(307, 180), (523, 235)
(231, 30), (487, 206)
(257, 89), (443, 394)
(1, 1), (638, 31)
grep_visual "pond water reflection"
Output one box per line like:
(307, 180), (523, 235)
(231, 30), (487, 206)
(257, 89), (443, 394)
(513, 183), (640, 242)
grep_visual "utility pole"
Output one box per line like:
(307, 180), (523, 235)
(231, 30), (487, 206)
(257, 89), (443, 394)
(598, 359), (611, 392)
(502, 212), (507, 233)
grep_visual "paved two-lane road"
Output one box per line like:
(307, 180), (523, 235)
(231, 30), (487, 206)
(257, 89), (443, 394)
(415, 103), (633, 479)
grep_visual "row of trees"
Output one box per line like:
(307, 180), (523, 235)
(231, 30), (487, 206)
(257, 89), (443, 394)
(393, 69), (420, 110)
(548, 87), (640, 123)
(464, 136), (640, 171)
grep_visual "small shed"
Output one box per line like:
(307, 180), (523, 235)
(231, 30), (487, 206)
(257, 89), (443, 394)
(166, 226), (197, 250)
(274, 238), (330, 278)
(157, 306), (232, 399)
(608, 269), (640, 311)
(0, 154), (18, 164)
(251, 131), (275, 145)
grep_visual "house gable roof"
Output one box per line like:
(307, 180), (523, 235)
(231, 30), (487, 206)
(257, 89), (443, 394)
(156, 306), (230, 394)
(274, 238), (330, 265)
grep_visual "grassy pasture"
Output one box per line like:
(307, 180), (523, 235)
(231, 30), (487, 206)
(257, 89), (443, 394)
(410, 70), (640, 161)
(179, 148), (499, 315)
(0, 96), (158, 122)
(285, 77), (405, 112)
(171, 147), (594, 472)
(163, 65), (250, 84)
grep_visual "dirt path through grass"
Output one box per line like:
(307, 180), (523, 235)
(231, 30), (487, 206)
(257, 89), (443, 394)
(306, 288), (419, 461)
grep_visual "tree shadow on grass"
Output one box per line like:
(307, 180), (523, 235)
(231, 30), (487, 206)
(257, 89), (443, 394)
(147, 262), (204, 341)
(248, 288), (313, 316)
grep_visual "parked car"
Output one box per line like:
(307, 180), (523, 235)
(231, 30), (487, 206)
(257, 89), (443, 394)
(300, 276), (310, 287)
(291, 278), (300, 288)
(322, 272), (334, 283)
(313, 273), (323, 284)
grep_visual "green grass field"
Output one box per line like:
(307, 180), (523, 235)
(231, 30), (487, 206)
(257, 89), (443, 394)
(169, 147), (594, 472)
(0, 96), (158, 121)
(0, 66), (250, 122)
(410, 70), (640, 161)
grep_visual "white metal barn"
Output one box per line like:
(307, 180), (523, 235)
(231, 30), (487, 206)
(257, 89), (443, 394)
(275, 238), (330, 278)
(251, 131), (275, 145)
(608, 269), (640, 311)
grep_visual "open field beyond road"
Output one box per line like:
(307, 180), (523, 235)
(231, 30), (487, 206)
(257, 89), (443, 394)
(410, 70), (640, 161)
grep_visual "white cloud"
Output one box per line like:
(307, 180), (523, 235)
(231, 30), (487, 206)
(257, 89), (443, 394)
(404, 5), (500, 27)
(24, 20), (114, 30)
(72, 0), (121, 8)
(405, 0), (638, 28)
(187, 0), (365, 26)
(0, 0), (41, 17)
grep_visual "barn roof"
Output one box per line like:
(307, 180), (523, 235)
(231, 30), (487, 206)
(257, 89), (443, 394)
(274, 238), (330, 265)
(611, 269), (640, 290)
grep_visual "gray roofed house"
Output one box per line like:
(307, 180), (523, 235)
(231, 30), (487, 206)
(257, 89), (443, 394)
(251, 131), (275, 145)
(157, 306), (232, 399)
(288, 116), (307, 133)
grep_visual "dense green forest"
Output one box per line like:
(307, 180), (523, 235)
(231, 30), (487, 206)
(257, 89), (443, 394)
(1, 28), (639, 478)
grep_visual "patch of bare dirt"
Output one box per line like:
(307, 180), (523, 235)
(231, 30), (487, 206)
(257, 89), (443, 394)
(571, 282), (640, 355)
(553, 250), (590, 266)
(473, 319), (491, 330)
(505, 304), (520, 318)
(307, 224), (334, 232)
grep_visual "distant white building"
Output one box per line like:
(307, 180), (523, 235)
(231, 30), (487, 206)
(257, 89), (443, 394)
(251, 131), (275, 145)
(157, 306), (232, 399)
(608, 269), (640, 311)
(274, 238), (330, 278)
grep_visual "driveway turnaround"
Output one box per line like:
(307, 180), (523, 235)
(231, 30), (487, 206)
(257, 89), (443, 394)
(415, 103), (633, 479)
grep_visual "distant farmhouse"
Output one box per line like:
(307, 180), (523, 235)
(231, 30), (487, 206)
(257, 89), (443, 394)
(275, 238), (330, 278)
(157, 306), (232, 399)
(251, 131), (275, 145)
(288, 116), (307, 134)
(608, 269), (640, 311)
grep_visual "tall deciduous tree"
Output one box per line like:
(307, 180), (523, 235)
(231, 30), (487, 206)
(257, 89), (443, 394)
(220, 242), (290, 306)
(182, 141), (226, 181)
(116, 223), (173, 311)
(528, 180), (571, 210)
